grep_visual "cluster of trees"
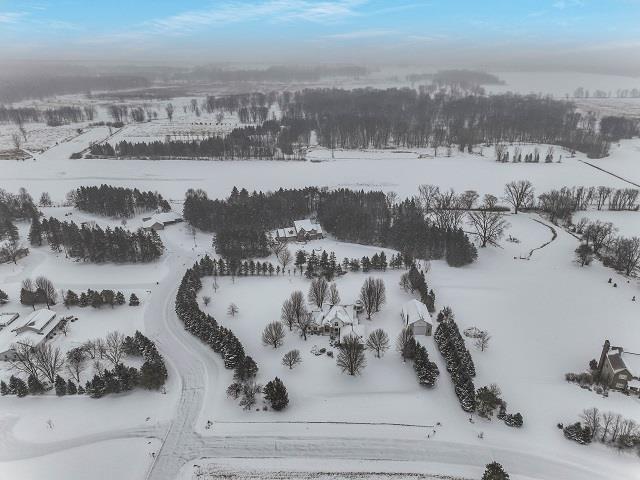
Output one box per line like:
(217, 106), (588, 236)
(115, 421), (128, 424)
(2, 329), (165, 399)
(0, 105), (93, 127)
(20, 277), (57, 309)
(563, 408), (638, 450)
(277, 88), (610, 158)
(434, 308), (476, 412)
(34, 217), (164, 263)
(539, 185), (639, 225)
(63, 289), (138, 308)
(476, 384), (523, 427)
(400, 264), (436, 313)
(396, 326), (440, 387)
(176, 263), (250, 371)
(72, 185), (170, 218)
(599, 116), (640, 141)
(184, 187), (317, 259)
(317, 189), (477, 267)
(573, 220), (640, 276)
(89, 121), (305, 160)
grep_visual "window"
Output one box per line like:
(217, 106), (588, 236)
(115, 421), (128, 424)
(615, 382), (625, 388)
(619, 374), (627, 379)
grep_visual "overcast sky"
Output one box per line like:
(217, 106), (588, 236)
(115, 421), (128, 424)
(1, 0), (639, 73)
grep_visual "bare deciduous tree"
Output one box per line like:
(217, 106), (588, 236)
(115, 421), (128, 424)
(281, 291), (306, 331)
(329, 283), (340, 305)
(396, 327), (416, 361)
(262, 321), (286, 349)
(336, 334), (366, 376)
(34, 344), (64, 383)
(282, 349), (302, 369)
(308, 277), (329, 309)
(165, 103), (174, 122)
(474, 331), (491, 352)
(359, 277), (386, 319)
(277, 248), (292, 271)
(8, 341), (40, 379)
(227, 303), (239, 317)
(295, 312), (314, 341)
(467, 210), (509, 247)
(504, 180), (534, 214)
(202, 296), (211, 306)
(580, 407), (601, 440)
(104, 331), (126, 366)
(365, 328), (390, 358)
(35, 276), (57, 308)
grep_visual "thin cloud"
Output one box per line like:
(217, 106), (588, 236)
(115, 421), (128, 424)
(325, 29), (395, 40)
(0, 11), (28, 24)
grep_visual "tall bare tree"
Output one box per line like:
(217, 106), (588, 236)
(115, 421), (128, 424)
(282, 349), (302, 369)
(467, 210), (509, 247)
(281, 290), (307, 331)
(277, 248), (292, 272)
(337, 334), (366, 376)
(308, 278), (329, 309)
(104, 331), (126, 366)
(329, 283), (341, 305)
(8, 341), (40, 379)
(262, 321), (286, 349)
(66, 347), (86, 382)
(365, 328), (390, 358)
(359, 277), (386, 319)
(504, 180), (534, 214)
(34, 344), (64, 383)
(35, 276), (57, 308)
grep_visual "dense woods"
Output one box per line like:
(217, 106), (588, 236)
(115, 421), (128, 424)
(37, 217), (164, 263)
(72, 185), (170, 218)
(184, 187), (317, 258)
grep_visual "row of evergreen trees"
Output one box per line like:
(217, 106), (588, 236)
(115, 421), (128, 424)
(30, 217), (164, 263)
(434, 308), (477, 412)
(194, 254), (280, 277)
(63, 289), (139, 308)
(176, 262), (251, 371)
(317, 190), (477, 267)
(72, 185), (171, 218)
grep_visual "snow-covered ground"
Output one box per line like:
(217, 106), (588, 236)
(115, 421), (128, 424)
(1, 91), (640, 480)
(2, 126), (640, 204)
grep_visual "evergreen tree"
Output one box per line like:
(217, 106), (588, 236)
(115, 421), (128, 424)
(66, 379), (78, 395)
(129, 293), (140, 306)
(115, 291), (126, 306)
(482, 462), (510, 480)
(0, 380), (8, 396)
(0, 289), (8, 304)
(27, 374), (45, 394)
(64, 290), (79, 307)
(55, 375), (67, 396)
(263, 377), (289, 411)
(28, 216), (43, 246)
(13, 377), (28, 397)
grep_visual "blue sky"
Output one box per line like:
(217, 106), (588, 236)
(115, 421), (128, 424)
(0, 1), (639, 66)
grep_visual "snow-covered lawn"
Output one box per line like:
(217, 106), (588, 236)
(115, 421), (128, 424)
(0, 438), (159, 480)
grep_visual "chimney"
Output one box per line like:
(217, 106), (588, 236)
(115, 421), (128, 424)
(597, 339), (610, 373)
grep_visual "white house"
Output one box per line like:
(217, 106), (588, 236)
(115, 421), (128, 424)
(311, 304), (358, 340)
(0, 309), (63, 361)
(401, 299), (433, 336)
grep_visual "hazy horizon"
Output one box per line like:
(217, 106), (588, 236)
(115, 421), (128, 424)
(1, 0), (640, 76)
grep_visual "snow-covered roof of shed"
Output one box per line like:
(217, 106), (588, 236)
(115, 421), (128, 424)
(401, 299), (432, 326)
(142, 211), (182, 228)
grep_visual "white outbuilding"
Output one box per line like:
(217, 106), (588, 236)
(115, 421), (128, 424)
(401, 299), (433, 336)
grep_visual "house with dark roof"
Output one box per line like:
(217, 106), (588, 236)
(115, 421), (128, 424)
(597, 340), (640, 393)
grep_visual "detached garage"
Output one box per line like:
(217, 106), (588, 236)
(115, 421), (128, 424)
(401, 299), (433, 336)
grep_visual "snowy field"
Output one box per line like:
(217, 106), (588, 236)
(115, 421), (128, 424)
(1, 86), (640, 480)
(2, 126), (640, 205)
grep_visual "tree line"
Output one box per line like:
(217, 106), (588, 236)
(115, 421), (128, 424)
(71, 185), (170, 218)
(32, 217), (164, 263)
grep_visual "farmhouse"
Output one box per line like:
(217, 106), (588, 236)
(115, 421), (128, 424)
(0, 309), (63, 361)
(401, 299), (433, 336)
(142, 211), (183, 231)
(597, 340), (640, 393)
(271, 219), (324, 242)
(311, 304), (359, 340)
